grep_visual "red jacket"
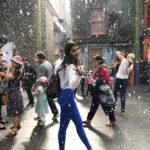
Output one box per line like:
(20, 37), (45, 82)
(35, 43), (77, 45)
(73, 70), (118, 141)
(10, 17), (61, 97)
(94, 66), (110, 85)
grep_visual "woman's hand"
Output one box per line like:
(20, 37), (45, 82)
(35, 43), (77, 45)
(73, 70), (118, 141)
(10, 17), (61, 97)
(74, 65), (84, 76)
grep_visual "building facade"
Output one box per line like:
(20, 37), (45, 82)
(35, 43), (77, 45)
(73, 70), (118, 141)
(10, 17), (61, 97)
(70, 0), (135, 71)
(49, 0), (71, 50)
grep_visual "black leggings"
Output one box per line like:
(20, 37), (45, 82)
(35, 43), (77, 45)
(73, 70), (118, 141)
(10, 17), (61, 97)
(101, 104), (116, 121)
(87, 96), (116, 122)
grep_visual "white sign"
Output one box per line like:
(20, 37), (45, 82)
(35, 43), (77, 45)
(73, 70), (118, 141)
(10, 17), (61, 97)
(1, 42), (15, 64)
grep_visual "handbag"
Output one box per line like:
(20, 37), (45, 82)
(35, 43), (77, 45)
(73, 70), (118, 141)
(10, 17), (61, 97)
(46, 71), (61, 99)
(98, 84), (115, 107)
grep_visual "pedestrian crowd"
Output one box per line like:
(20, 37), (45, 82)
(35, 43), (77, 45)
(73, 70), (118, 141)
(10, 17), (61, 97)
(0, 40), (136, 150)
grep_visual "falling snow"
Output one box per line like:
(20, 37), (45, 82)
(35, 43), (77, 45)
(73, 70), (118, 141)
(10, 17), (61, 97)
(0, 0), (149, 149)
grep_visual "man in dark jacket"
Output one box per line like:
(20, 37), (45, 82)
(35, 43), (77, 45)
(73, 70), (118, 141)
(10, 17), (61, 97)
(22, 58), (36, 107)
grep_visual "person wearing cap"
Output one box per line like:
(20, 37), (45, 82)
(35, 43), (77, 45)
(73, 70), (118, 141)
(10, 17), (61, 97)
(57, 41), (93, 150)
(114, 51), (135, 114)
(5, 55), (24, 137)
(33, 76), (49, 127)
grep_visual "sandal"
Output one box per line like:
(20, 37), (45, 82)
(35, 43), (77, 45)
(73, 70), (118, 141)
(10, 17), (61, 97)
(106, 121), (117, 127)
(5, 129), (18, 137)
(83, 123), (91, 128)
(83, 120), (91, 127)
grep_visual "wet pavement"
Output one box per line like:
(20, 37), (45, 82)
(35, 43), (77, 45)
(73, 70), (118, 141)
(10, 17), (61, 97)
(0, 85), (150, 150)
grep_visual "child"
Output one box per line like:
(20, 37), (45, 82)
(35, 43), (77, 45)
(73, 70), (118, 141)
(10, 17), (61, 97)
(33, 76), (49, 127)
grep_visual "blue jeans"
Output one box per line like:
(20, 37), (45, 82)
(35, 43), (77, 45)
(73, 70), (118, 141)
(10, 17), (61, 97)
(58, 89), (91, 150)
(114, 78), (128, 112)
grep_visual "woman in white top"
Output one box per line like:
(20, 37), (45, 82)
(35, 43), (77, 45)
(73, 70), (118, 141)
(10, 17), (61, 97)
(57, 41), (93, 150)
(114, 51), (135, 114)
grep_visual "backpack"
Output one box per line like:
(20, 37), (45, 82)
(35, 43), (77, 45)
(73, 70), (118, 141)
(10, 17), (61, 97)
(46, 72), (61, 99)
(98, 84), (115, 107)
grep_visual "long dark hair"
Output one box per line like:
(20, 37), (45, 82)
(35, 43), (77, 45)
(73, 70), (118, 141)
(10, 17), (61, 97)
(60, 41), (78, 70)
